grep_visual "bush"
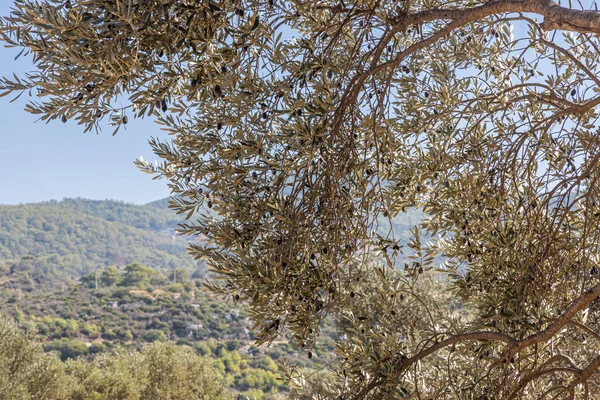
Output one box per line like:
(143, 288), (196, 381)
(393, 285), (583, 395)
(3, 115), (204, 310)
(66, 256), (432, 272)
(141, 329), (167, 343)
(226, 340), (242, 351)
(0, 317), (72, 399)
(44, 338), (89, 361)
(141, 343), (232, 399)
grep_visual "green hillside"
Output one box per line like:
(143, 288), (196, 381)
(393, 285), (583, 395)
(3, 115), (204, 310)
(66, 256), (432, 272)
(47, 198), (184, 231)
(0, 198), (200, 287)
(0, 198), (426, 399)
(0, 198), (427, 289)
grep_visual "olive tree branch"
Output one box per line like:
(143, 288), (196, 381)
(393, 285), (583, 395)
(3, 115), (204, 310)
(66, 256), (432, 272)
(353, 281), (600, 399)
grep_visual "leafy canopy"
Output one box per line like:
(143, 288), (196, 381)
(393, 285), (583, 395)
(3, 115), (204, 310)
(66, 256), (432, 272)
(3, 0), (600, 398)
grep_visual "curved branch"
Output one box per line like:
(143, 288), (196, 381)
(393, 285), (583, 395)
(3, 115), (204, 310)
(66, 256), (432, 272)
(351, 331), (516, 400)
(508, 367), (582, 400)
(405, 331), (516, 365)
(550, 354), (600, 399)
(393, 0), (600, 34)
(334, 0), (600, 135)
(565, 320), (600, 342)
(354, 283), (600, 399)
(505, 281), (600, 361)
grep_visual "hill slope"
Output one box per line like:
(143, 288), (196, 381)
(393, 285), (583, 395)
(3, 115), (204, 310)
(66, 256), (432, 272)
(0, 197), (425, 287)
(0, 198), (198, 286)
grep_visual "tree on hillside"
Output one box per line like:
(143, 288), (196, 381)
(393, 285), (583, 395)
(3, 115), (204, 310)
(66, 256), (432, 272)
(121, 262), (165, 287)
(100, 265), (123, 286)
(3, 0), (600, 397)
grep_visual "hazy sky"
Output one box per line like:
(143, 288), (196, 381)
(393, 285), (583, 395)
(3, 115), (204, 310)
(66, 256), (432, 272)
(0, 2), (170, 205)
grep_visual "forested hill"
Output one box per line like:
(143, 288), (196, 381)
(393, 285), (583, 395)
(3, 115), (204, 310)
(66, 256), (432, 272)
(0, 197), (425, 288)
(0, 198), (200, 287)
(39, 198), (183, 232)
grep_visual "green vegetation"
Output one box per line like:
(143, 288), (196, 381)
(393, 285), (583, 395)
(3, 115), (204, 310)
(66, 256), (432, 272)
(0, 197), (376, 398)
(0, 317), (231, 400)
(2, 262), (249, 344)
(1, 259), (335, 398)
(0, 198), (200, 287)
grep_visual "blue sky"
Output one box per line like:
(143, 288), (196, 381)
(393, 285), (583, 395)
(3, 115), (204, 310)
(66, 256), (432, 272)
(0, 2), (170, 205)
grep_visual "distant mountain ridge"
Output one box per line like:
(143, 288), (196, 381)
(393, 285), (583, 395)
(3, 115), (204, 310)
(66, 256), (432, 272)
(0, 198), (200, 287)
(0, 197), (426, 288)
(16, 197), (184, 231)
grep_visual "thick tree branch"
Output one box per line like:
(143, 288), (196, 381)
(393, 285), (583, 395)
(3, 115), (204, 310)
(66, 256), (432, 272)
(351, 331), (516, 399)
(561, 354), (600, 398)
(353, 282), (600, 399)
(394, 0), (600, 34)
(505, 281), (600, 360)
(508, 366), (582, 399)
(335, 0), (600, 135)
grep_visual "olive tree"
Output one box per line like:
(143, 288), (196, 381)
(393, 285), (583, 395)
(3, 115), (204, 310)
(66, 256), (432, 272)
(3, 0), (600, 398)
(0, 317), (73, 400)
